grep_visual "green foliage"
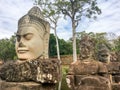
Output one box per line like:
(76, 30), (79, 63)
(36, 0), (61, 61)
(37, 0), (60, 19)
(62, 65), (69, 75)
(77, 31), (111, 47)
(95, 33), (111, 48)
(61, 65), (70, 90)
(0, 34), (73, 61)
(55, 0), (101, 61)
(49, 34), (57, 56)
(59, 39), (73, 55)
(56, 0), (101, 21)
(49, 34), (72, 57)
(35, 0), (101, 61)
(0, 36), (17, 61)
(114, 37), (120, 52)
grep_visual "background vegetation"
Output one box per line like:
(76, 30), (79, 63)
(0, 32), (120, 62)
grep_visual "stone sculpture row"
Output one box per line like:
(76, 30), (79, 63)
(0, 6), (120, 90)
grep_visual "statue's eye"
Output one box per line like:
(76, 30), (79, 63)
(16, 35), (21, 42)
(101, 54), (108, 57)
(24, 34), (33, 40)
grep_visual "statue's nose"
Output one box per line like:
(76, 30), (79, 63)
(19, 41), (26, 47)
(19, 42), (23, 47)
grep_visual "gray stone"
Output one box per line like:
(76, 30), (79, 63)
(0, 59), (60, 84)
(112, 83), (120, 90)
(66, 35), (111, 90)
(0, 6), (60, 90)
(0, 80), (56, 90)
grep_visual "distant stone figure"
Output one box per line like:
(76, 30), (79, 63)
(97, 44), (120, 90)
(79, 35), (95, 60)
(97, 44), (110, 63)
(0, 6), (60, 90)
(110, 52), (118, 62)
(16, 6), (50, 61)
(66, 35), (111, 90)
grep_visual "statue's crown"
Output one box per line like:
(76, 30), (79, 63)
(28, 6), (44, 19)
(18, 6), (49, 34)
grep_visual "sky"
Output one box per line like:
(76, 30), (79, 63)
(0, 0), (120, 40)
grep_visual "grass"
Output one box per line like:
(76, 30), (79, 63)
(61, 65), (70, 90)
(56, 65), (71, 90)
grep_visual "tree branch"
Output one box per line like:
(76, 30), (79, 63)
(61, 9), (72, 18)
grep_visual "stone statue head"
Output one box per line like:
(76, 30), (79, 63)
(15, 6), (50, 61)
(97, 44), (110, 63)
(79, 35), (95, 60)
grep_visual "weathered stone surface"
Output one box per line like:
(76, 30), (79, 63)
(66, 61), (109, 90)
(66, 35), (111, 90)
(79, 35), (95, 60)
(112, 75), (120, 83)
(68, 60), (107, 75)
(107, 62), (120, 74)
(74, 75), (109, 86)
(110, 52), (118, 62)
(0, 59), (60, 84)
(78, 86), (109, 90)
(16, 6), (50, 61)
(66, 60), (110, 90)
(112, 83), (120, 90)
(0, 6), (59, 90)
(66, 75), (111, 90)
(107, 62), (120, 86)
(0, 80), (56, 90)
(97, 44), (110, 63)
(79, 76), (110, 89)
(116, 51), (120, 62)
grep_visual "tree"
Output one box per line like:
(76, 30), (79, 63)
(34, 1), (62, 89)
(49, 34), (57, 56)
(0, 36), (17, 61)
(114, 36), (120, 52)
(56, 0), (101, 62)
(59, 39), (73, 55)
(36, 0), (61, 61)
(49, 34), (72, 90)
(49, 34), (73, 56)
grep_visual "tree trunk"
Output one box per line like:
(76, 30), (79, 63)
(54, 27), (62, 90)
(54, 29), (60, 60)
(72, 21), (77, 62)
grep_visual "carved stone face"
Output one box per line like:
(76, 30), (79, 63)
(15, 26), (44, 61)
(98, 47), (110, 63)
(80, 43), (90, 59)
(98, 51), (110, 63)
(79, 36), (95, 60)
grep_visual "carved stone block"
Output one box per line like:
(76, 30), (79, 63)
(0, 59), (60, 84)
(66, 75), (111, 90)
(112, 83), (120, 90)
(107, 62), (120, 74)
(0, 80), (56, 90)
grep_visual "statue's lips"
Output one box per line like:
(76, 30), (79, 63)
(17, 48), (29, 53)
